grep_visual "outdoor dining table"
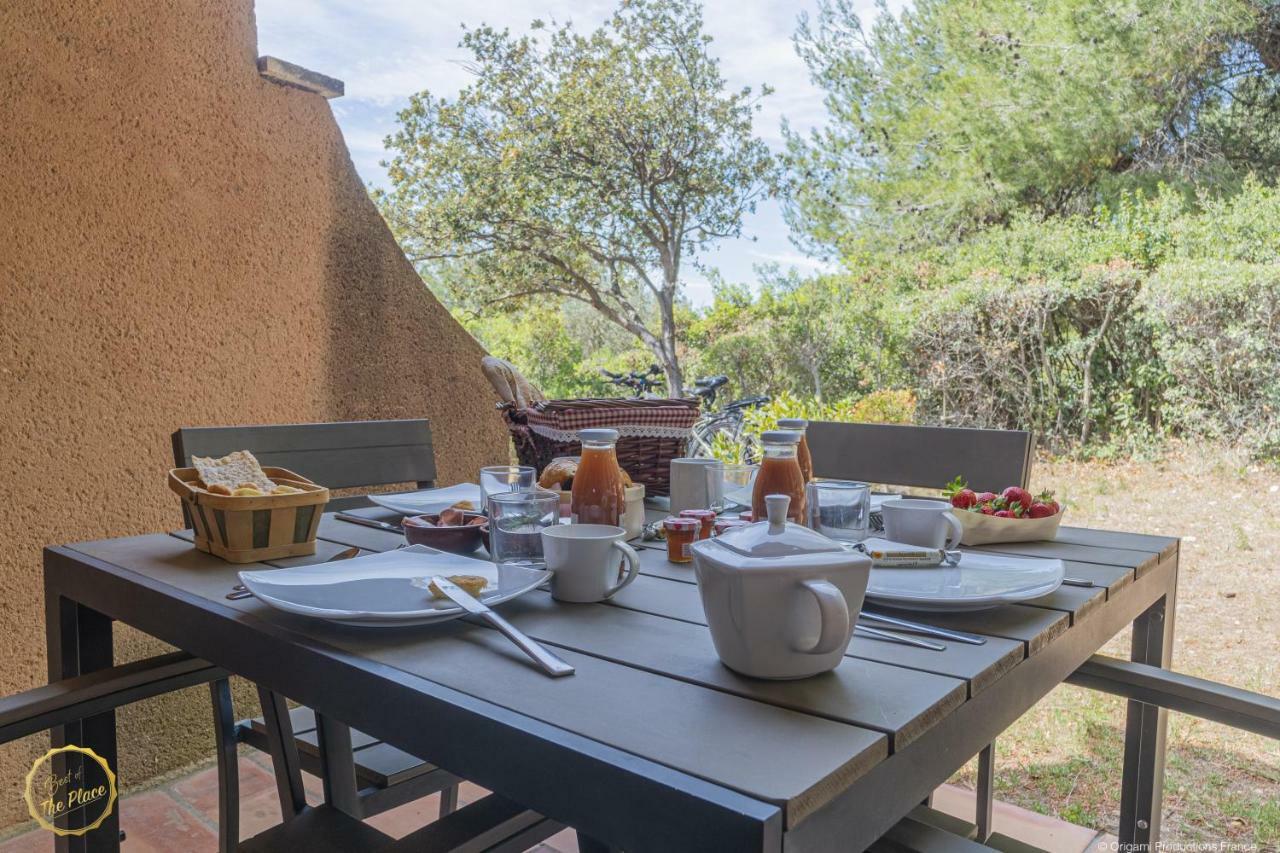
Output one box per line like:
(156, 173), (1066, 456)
(43, 501), (1180, 852)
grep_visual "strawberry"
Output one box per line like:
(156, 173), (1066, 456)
(1036, 490), (1060, 515)
(975, 491), (998, 504)
(1028, 502), (1055, 519)
(1008, 501), (1025, 518)
(1001, 486), (1034, 511)
(980, 505), (996, 515)
(950, 488), (978, 509)
(994, 509), (1014, 518)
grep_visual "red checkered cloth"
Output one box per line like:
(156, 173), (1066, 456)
(524, 398), (699, 442)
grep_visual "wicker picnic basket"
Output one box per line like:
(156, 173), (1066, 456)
(501, 398), (700, 497)
(167, 467), (330, 563)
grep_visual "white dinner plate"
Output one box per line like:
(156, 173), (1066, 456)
(864, 550), (1064, 612)
(239, 545), (551, 627)
(368, 483), (483, 517)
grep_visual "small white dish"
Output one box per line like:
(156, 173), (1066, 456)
(238, 545), (550, 627)
(865, 551), (1064, 612)
(369, 483), (483, 517)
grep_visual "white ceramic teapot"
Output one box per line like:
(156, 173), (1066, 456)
(690, 494), (871, 680)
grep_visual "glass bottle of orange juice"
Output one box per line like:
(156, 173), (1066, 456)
(777, 418), (813, 482)
(571, 428), (625, 526)
(751, 430), (807, 522)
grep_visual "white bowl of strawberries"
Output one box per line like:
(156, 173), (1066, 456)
(943, 479), (1064, 546)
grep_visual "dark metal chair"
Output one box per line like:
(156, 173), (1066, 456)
(864, 666), (1280, 852)
(173, 420), (465, 849)
(0, 648), (555, 852)
(806, 421), (1280, 848)
(806, 420), (1034, 841)
(807, 421), (1034, 493)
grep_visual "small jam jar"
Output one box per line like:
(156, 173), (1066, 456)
(679, 509), (717, 540)
(713, 518), (747, 537)
(662, 517), (699, 563)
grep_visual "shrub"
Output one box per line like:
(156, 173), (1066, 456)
(905, 260), (1161, 451)
(1139, 261), (1280, 455)
(846, 389), (917, 425)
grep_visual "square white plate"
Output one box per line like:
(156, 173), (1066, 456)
(239, 545), (550, 627)
(865, 550), (1064, 611)
(368, 483), (483, 517)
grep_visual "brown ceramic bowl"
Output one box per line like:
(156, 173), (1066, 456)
(402, 511), (490, 555)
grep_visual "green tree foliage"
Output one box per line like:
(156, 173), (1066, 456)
(786, 0), (1280, 253)
(686, 267), (903, 400)
(378, 0), (778, 394)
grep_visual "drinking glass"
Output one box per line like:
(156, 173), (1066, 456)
(479, 465), (536, 514)
(805, 480), (871, 543)
(706, 464), (758, 513)
(488, 489), (559, 568)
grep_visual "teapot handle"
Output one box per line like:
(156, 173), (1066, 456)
(796, 579), (850, 656)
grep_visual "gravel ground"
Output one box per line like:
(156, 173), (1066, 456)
(949, 445), (1280, 845)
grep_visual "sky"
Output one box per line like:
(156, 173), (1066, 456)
(255, 0), (901, 305)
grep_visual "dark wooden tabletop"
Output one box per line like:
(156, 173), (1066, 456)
(47, 506), (1179, 852)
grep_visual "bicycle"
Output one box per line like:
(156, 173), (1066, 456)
(687, 375), (770, 461)
(599, 365), (664, 398)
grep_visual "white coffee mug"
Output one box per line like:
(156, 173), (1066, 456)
(880, 499), (963, 550)
(670, 458), (717, 514)
(542, 524), (641, 603)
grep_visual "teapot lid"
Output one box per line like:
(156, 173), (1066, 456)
(712, 494), (844, 559)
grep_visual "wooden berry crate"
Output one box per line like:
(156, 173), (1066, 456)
(168, 466), (329, 563)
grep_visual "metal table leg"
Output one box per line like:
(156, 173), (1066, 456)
(1118, 572), (1177, 846)
(45, 580), (120, 853)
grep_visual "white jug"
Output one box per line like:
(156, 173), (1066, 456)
(690, 494), (870, 679)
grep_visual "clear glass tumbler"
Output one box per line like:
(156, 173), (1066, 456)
(479, 465), (536, 514)
(488, 489), (559, 567)
(706, 463), (758, 514)
(805, 480), (871, 543)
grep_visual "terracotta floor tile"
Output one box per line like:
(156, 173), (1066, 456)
(1088, 832), (1120, 852)
(932, 783), (1101, 853)
(362, 792), (442, 839)
(543, 826), (580, 853)
(118, 791), (216, 853)
(171, 757), (275, 824)
(235, 783), (297, 842)
(456, 781), (490, 806)
(0, 828), (53, 853)
(300, 770), (325, 803)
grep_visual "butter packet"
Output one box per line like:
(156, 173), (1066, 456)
(856, 538), (960, 568)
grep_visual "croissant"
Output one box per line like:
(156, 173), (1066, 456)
(538, 458), (579, 490)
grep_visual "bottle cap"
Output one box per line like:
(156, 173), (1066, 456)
(777, 418), (808, 430)
(760, 430), (802, 445)
(577, 428), (620, 444)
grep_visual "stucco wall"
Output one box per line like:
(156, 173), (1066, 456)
(0, 0), (509, 827)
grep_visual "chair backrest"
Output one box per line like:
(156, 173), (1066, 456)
(807, 422), (1033, 493)
(172, 420), (436, 513)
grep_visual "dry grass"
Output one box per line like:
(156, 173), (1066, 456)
(948, 444), (1280, 844)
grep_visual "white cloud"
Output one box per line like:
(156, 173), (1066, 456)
(255, 0), (902, 305)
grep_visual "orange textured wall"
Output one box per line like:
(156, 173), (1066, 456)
(0, 0), (508, 825)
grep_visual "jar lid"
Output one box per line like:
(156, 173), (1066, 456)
(712, 494), (844, 559)
(679, 509), (717, 520)
(760, 430), (802, 446)
(662, 517), (698, 531)
(777, 418), (809, 429)
(577, 428), (619, 443)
